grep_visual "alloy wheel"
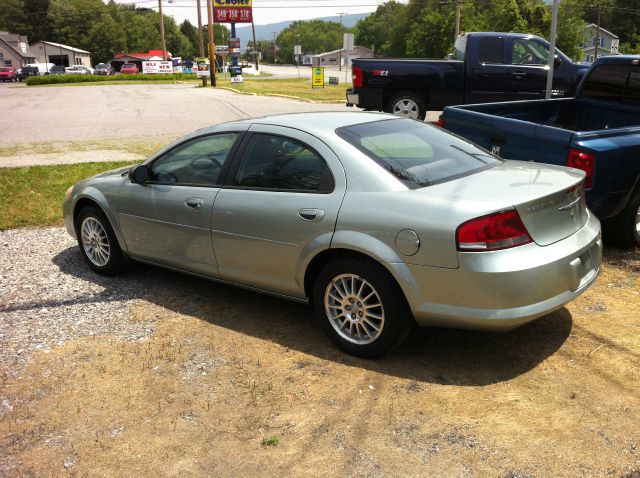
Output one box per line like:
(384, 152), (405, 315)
(324, 273), (385, 345)
(80, 217), (111, 267)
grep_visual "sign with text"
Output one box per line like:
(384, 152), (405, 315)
(229, 38), (240, 53)
(312, 67), (324, 88)
(195, 57), (210, 78)
(213, 0), (252, 23)
(142, 61), (173, 74)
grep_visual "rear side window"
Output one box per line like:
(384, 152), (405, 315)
(581, 64), (640, 103)
(234, 134), (334, 192)
(337, 119), (502, 188)
(478, 38), (503, 64)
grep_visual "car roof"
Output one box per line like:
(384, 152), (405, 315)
(210, 112), (400, 136)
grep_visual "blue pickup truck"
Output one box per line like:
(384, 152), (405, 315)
(346, 32), (589, 120)
(440, 55), (640, 247)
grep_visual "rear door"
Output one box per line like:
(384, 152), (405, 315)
(466, 35), (512, 103)
(211, 125), (347, 298)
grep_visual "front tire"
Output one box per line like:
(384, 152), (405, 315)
(386, 91), (427, 121)
(76, 206), (128, 275)
(313, 258), (413, 358)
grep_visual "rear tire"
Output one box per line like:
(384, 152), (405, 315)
(75, 206), (129, 275)
(607, 192), (640, 248)
(313, 258), (414, 358)
(386, 91), (427, 121)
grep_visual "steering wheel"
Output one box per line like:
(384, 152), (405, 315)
(519, 53), (534, 65)
(191, 155), (222, 168)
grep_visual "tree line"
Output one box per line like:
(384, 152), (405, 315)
(1, 0), (639, 65)
(0, 0), (229, 64)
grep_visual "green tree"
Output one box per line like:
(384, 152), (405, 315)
(275, 20), (347, 64)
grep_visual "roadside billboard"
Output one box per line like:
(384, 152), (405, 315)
(142, 61), (173, 74)
(214, 0), (252, 23)
(195, 57), (210, 78)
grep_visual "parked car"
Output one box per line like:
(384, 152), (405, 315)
(346, 32), (590, 120)
(63, 112), (602, 357)
(65, 65), (93, 75)
(120, 63), (139, 75)
(17, 65), (39, 81)
(440, 55), (640, 247)
(0, 66), (17, 81)
(94, 63), (114, 75)
(49, 65), (67, 75)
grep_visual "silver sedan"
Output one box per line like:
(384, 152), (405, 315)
(63, 112), (602, 357)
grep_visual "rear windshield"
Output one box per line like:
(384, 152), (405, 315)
(336, 119), (502, 188)
(580, 63), (640, 103)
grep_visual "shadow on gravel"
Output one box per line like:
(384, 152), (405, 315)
(51, 246), (572, 387)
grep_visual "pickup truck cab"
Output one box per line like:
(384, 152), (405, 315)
(346, 32), (589, 120)
(440, 55), (640, 247)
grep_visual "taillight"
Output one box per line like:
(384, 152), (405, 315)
(352, 66), (363, 88)
(435, 117), (445, 127)
(567, 148), (595, 189)
(456, 210), (532, 251)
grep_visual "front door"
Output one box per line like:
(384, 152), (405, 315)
(212, 126), (347, 298)
(117, 132), (241, 276)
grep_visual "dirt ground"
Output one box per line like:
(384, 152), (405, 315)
(1, 245), (639, 477)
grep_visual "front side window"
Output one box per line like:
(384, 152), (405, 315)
(150, 133), (239, 185)
(234, 134), (333, 192)
(512, 38), (548, 65)
(337, 119), (502, 188)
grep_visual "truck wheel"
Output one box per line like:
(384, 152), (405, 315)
(386, 91), (427, 121)
(606, 192), (640, 248)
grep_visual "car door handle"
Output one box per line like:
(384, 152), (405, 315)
(511, 71), (527, 77)
(185, 198), (203, 210)
(298, 208), (325, 222)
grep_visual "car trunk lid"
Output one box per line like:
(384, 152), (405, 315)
(420, 160), (588, 246)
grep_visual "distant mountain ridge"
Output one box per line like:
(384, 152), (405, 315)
(235, 12), (370, 47)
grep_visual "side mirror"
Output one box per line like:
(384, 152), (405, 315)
(554, 54), (562, 67)
(129, 164), (151, 184)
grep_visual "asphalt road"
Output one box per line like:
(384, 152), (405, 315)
(0, 81), (348, 145)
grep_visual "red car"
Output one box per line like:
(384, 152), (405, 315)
(120, 63), (139, 75)
(0, 67), (17, 82)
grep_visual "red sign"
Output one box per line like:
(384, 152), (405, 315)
(214, 6), (252, 23)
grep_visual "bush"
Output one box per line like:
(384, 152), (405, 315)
(26, 73), (197, 86)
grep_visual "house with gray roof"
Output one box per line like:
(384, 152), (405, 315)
(0, 31), (37, 68)
(581, 24), (620, 63)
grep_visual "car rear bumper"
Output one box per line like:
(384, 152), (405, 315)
(394, 211), (602, 330)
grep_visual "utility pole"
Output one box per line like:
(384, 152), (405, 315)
(594, 1), (601, 61)
(251, 21), (260, 71)
(336, 12), (346, 71)
(158, 0), (167, 61)
(272, 31), (278, 63)
(206, 0), (216, 86)
(454, 0), (461, 41)
(545, 0), (559, 100)
(196, 0), (207, 85)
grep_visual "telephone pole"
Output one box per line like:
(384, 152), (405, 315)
(206, 0), (216, 86)
(594, 1), (601, 60)
(336, 12), (346, 71)
(454, 0), (461, 40)
(196, 0), (205, 57)
(158, 0), (167, 61)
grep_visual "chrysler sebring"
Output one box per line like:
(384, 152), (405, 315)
(63, 112), (602, 357)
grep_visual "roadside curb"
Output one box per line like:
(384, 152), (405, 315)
(218, 86), (344, 104)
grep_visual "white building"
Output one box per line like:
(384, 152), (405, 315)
(581, 24), (619, 63)
(30, 41), (91, 68)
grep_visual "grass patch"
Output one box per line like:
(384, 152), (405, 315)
(217, 77), (351, 102)
(0, 161), (135, 230)
(261, 436), (279, 447)
(0, 136), (171, 158)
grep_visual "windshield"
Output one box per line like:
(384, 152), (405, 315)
(336, 119), (502, 188)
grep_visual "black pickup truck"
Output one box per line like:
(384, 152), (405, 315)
(346, 32), (589, 120)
